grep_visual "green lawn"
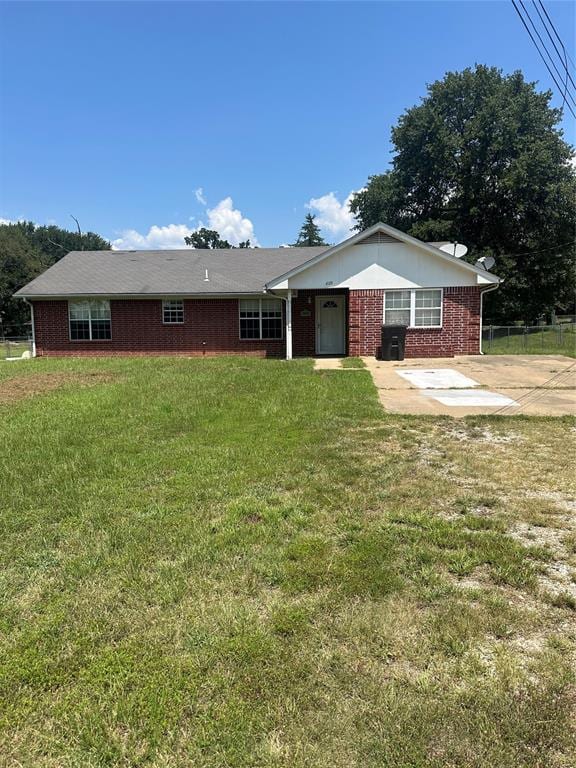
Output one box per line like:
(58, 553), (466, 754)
(1, 357), (575, 767)
(483, 326), (576, 358)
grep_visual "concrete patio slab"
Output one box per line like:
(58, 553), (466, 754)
(422, 389), (518, 407)
(363, 355), (576, 417)
(396, 368), (479, 389)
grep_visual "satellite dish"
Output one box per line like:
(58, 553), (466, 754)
(475, 255), (496, 271)
(439, 242), (468, 258)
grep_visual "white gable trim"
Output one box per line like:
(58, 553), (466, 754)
(265, 222), (500, 288)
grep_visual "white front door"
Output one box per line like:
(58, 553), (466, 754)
(315, 295), (345, 355)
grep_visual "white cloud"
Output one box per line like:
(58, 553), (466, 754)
(194, 187), (207, 206)
(307, 191), (359, 242)
(111, 223), (195, 250)
(206, 197), (258, 246)
(111, 196), (258, 250)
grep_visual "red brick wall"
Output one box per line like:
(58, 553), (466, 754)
(348, 287), (484, 358)
(33, 287), (484, 359)
(33, 299), (285, 357)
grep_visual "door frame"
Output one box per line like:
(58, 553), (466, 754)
(315, 294), (346, 355)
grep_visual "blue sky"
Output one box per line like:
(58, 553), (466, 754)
(1, 0), (574, 248)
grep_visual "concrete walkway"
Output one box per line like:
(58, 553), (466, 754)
(363, 355), (576, 417)
(314, 358), (347, 370)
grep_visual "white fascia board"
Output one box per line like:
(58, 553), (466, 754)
(16, 291), (270, 300)
(265, 222), (500, 288)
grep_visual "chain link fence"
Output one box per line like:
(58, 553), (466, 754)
(482, 323), (576, 355)
(1, 336), (34, 360)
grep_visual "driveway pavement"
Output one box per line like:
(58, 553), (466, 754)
(362, 355), (576, 417)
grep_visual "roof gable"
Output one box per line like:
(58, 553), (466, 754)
(266, 222), (500, 288)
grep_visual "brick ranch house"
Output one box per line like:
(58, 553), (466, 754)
(15, 222), (500, 359)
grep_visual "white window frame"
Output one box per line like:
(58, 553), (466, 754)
(383, 288), (443, 329)
(68, 300), (112, 341)
(162, 299), (185, 324)
(239, 298), (283, 341)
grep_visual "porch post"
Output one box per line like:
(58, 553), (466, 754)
(286, 289), (293, 360)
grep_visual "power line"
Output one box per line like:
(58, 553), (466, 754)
(537, 0), (576, 74)
(491, 361), (576, 415)
(531, 3), (569, 111)
(518, 0), (576, 108)
(511, 0), (576, 119)
(498, 241), (575, 258)
(533, 0), (576, 95)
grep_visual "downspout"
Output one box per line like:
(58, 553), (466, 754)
(479, 283), (500, 354)
(264, 286), (293, 360)
(22, 298), (36, 357)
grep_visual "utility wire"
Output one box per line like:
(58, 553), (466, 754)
(518, 0), (576, 107)
(537, 0), (576, 74)
(533, 0), (576, 93)
(494, 241), (575, 259)
(491, 361), (576, 415)
(511, 0), (576, 118)
(529, 1), (574, 111)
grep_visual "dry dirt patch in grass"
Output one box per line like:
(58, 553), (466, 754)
(0, 371), (116, 403)
(431, 420), (576, 605)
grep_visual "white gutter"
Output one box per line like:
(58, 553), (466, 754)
(285, 289), (293, 360)
(22, 298), (36, 357)
(263, 287), (293, 360)
(479, 284), (500, 354)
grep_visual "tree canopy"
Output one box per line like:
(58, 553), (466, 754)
(0, 221), (110, 334)
(350, 65), (576, 322)
(291, 214), (328, 247)
(184, 228), (233, 249)
(184, 228), (254, 249)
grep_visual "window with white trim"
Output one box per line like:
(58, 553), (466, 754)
(239, 298), (282, 339)
(162, 299), (184, 324)
(69, 300), (111, 340)
(384, 289), (442, 328)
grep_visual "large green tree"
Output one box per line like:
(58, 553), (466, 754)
(184, 227), (256, 249)
(184, 228), (232, 249)
(292, 214), (328, 247)
(350, 65), (576, 322)
(0, 227), (45, 334)
(0, 221), (110, 334)
(184, 228), (254, 249)
(14, 222), (109, 262)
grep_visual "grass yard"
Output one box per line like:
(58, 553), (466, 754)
(1, 356), (575, 767)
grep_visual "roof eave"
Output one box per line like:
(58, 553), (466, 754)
(14, 290), (270, 300)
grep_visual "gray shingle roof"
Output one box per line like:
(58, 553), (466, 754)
(14, 247), (330, 298)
